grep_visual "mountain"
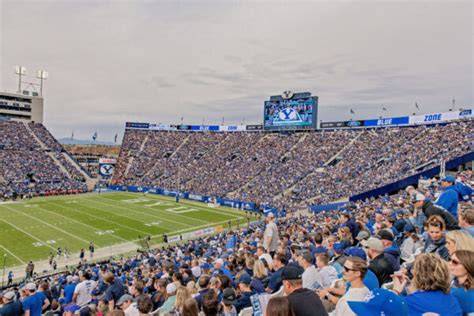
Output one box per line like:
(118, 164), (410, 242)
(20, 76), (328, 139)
(58, 138), (118, 146)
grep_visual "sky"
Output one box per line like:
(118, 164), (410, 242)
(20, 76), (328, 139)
(1, 0), (472, 141)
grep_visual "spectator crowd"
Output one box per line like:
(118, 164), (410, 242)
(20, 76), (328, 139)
(1, 170), (474, 316)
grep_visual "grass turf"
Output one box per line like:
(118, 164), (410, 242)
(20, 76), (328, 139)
(0, 192), (253, 268)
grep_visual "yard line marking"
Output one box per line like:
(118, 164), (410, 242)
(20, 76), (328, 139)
(122, 192), (246, 218)
(0, 204), (92, 245)
(68, 199), (175, 233)
(87, 197), (195, 228)
(33, 204), (129, 243)
(114, 193), (210, 224)
(0, 218), (57, 251)
(0, 245), (26, 265)
(45, 201), (168, 237)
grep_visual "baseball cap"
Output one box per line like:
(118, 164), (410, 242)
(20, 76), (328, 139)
(412, 194), (425, 202)
(222, 288), (236, 305)
(297, 249), (313, 263)
(25, 282), (36, 291)
(237, 274), (251, 285)
(442, 175), (456, 183)
(403, 223), (416, 233)
(333, 242), (345, 253)
(356, 231), (370, 241)
(73, 275), (80, 282)
(376, 229), (394, 242)
(281, 265), (303, 281)
(166, 283), (177, 294)
(347, 288), (408, 316)
(361, 237), (384, 252)
(3, 291), (15, 300)
(343, 247), (367, 261)
(116, 294), (133, 306)
(266, 212), (275, 218)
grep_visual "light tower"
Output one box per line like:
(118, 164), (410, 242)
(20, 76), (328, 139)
(14, 65), (26, 93)
(36, 70), (48, 96)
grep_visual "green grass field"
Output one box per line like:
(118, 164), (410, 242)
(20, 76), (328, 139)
(0, 192), (252, 268)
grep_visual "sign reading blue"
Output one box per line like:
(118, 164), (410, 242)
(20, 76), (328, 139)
(364, 116), (409, 127)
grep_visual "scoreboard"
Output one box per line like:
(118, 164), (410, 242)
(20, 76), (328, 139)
(264, 91), (318, 130)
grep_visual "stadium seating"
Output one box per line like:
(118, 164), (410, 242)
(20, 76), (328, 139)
(113, 120), (474, 210)
(0, 121), (88, 198)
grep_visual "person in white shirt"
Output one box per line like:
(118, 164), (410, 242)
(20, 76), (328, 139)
(319, 256), (369, 316)
(297, 250), (323, 290)
(263, 212), (279, 255)
(73, 271), (97, 307)
(256, 246), (273, 270)
(315, 253), (339, 288)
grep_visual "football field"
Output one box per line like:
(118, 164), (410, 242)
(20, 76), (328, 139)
(0, 192), (252, 268)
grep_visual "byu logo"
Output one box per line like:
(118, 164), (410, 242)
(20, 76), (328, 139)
(279, 108), (297, 121)
(100, 164), (114, 176)
(281, 90), (294, 99)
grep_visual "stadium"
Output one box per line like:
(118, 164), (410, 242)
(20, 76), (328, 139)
(0, 2), (473, 316)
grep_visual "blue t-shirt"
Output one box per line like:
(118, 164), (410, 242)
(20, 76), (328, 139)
(267, 268), (283, 292)
(64, 283), (77, 304)
(451, 288), (474, 315)
(403, 290), (462, 316)
(104, 278), (125, 303)
(22, 292), (47, 316)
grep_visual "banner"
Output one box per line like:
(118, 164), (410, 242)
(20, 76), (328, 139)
(364, 116), (409, 127)
(459, 109), (474, 119)
(246, 124), (263, 131)
(409, 111), (459, 125)
(219, 125), (246, 132)
(320, 120), (364, 129)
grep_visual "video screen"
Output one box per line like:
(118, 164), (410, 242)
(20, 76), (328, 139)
(264, 96), (316, 129)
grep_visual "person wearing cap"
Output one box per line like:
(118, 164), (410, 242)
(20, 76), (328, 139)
(159, 283), (178, 315)
(22, 283), (50, 316)
(213, 258), (232, 280)
(435, 175), (460, 217)
(263, 212), (279, 256)
(234, 274), (256, 313)
(347, 288), (408, 316)
(325, 256), (370, 316)
(355, 230), (370, 246)
(361, 237), (394, 285)
(221, 287), (237, 316)
(63, 275), (80, 304)
(376, 229), (401, 271)
(413, 193), (459, 230)
(399, 223), (424, 263)
(0, 291), (22, 316)
(117, 294), (137, 316)
(281, 265), (327, 316)
(296, 249), (323, 290)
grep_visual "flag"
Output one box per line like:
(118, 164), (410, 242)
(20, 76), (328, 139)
(415, 102), (419, 109)
(382, 107), (387, 111)
(92, 131), (97, 141)
(114, 134), (118, 143)
(350, 109), (355, 114)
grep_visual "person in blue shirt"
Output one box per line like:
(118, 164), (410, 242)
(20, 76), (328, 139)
(63, 275), (79, 304)
(7, 271), (13, 286)
(103, 272), (125, 310)
(392, 253), (462, 316)
(22, 283), (50, 316)
(436, 175), (459, 217)
(234, 274), (256, 313)
(0, 291), (23, 316)
(265, 253), (286, 293)
(449, 250), (474, 315)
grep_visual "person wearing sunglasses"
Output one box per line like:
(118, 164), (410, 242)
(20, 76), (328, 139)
(392, 253), (462, 316)
(449, 250), (474, 315)
(319, 256), (369, 316)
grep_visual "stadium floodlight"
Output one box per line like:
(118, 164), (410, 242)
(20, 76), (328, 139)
(36, 70), (48, 96)
(14, 66), (27, 93)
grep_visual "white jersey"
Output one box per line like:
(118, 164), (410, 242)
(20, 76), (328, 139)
(74, 280), (97, 306)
